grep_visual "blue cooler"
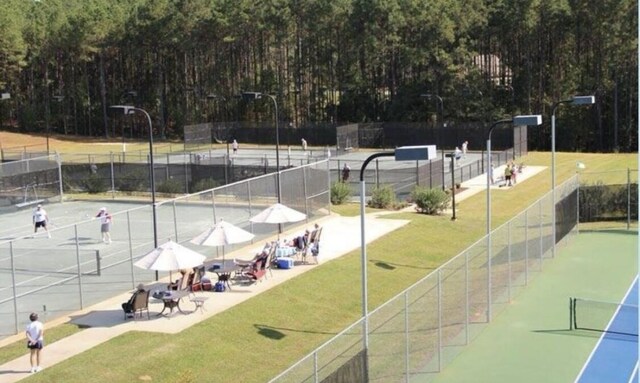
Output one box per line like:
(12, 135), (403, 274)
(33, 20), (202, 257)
(277, 257), (295, 269)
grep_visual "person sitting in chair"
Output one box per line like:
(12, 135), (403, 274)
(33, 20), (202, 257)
(122, 283), (146, 319)
(168, 269), (191, 290)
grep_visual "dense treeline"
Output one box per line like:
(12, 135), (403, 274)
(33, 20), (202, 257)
(0, 0), (635, 151)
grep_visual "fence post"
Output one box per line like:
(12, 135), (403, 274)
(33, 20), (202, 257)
(441, 150), (446, 191)
(627, 167), (631, 230)
(524, 209), (529, 284)
(247, 181), (254, 237)
(184, 160), (189, 194)
(327, 160), (332, 215)
(465, 250), (469, 345)
(577, 173), (581, 234)
(437, 269), (443, 372)
(212, 189), (217, 223)
(56, 153), (64, 202)
(127, 211), (135, 288)
(507, 220), (512, 302)
(415, 160), (419, 187)
(172, 201), (179, 242)
(10, 241), (19, 334)
(303, 166), (309, 218)
(375, 159), (380, 188)
(539, 200), (543, 270)
(74, 225), (84, 309)
(110, 152), (115, 200)
(313, 351), (319, 383)
(404, 291), (410, 383)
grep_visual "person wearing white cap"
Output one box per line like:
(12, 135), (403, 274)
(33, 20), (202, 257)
(95, 207), (113, 244)
(32, 204), (50, 238)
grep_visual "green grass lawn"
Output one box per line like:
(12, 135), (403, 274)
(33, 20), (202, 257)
(14, 151), (637, 383)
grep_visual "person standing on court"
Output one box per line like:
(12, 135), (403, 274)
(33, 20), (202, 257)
(461, 141), (468, 158)
(232, 139), (238, 155)
(96, 207), (113, 244)
(32, 204), (50, 238)
(301, 138), (307, 152)
(25, 312), (44, 373)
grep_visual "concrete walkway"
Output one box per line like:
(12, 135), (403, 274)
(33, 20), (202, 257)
(0, 164), (546, 383)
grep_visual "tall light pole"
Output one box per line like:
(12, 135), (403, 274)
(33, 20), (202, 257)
(206, 93), (229, 156)
(0, 93), (10, 159)
(109, 105), (158, 278)
(550, 96), (594, 258)
(420, 93), (444, 125)
(242, 92), (281, 203)
(360, 145), (436, 378)
(486, 115), (542, 321)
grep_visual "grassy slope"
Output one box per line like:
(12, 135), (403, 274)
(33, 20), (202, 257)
(8, 147), (636, 382)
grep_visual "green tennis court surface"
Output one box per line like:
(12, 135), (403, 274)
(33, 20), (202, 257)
(427, 230), (637, 383)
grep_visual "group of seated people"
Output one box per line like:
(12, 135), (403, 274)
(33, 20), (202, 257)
(282, 223), (322, 261)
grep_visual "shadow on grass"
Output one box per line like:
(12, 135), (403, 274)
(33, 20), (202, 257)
(370, 259), (433, 271)
(254, 323), (337, 339)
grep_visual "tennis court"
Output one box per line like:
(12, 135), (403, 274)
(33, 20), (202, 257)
(429, 230), (637, 383)
(0, 161), (331, 339)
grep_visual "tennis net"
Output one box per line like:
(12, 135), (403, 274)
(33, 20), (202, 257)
(0, 248), (102, 277)
(569, 297), (638, 336)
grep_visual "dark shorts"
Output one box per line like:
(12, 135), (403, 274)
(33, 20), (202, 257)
(35, 221), (46, 228)
(27, 340), (43, 350)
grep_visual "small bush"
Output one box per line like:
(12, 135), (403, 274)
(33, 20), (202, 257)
(368, 185), (395, 209)
(115, 167), (149, 192)
(331, 182), (352, 205)
(411, 186), (450, 215)
(157, 178), (184, 194)
(192, 178), (218, 193)
(84, 173), (108, 194)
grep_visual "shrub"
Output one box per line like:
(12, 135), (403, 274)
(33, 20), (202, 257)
(331, 182), (352, 205)
(115, 167), (149, 192)
(192, 178), (219, 193)
(368, 185), (396, 209)
(411, 186), (450, 215)
(157, 178), (184, 194)
(83, 173), (108, 194)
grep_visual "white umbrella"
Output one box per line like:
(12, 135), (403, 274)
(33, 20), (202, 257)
(190, 220), (255, 261)
(134, 240), (206, 271)
(249, 203), (306, 224)
(190, 220), (255, 247)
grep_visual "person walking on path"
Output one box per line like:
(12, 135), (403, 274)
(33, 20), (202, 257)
(341, 163), (351, 183)
(25, 312), (44, 373)
(32, 204), (50, 238)
(96, 207), (113, 244)
(301, 138), (307, 151)
(461, 141), (468, 158)
(231, 139), (238, 155)
(504, 163), (512, 186)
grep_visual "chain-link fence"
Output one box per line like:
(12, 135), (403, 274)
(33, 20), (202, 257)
(0, 160), (330, 339)
(578, 169), (638, 228)
(269, 176), (579, 383)
(329, 148), (517, 200)
(0, 154), (63, 210)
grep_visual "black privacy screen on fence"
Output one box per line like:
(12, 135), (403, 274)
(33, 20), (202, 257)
(557, 189), (578, 242)
(579, 183), (638, 223)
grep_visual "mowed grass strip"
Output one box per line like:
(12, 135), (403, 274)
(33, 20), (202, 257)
(15, 151), (637, 382)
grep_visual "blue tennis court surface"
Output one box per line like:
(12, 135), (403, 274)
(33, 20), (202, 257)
(575, 277), (638, 383)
